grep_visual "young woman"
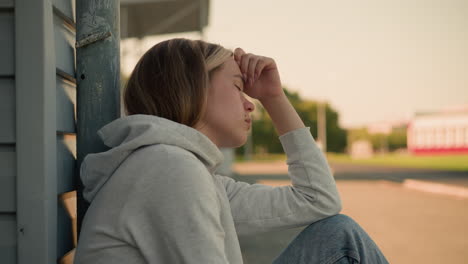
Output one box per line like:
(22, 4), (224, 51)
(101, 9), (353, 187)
(74, 38), (389, 263)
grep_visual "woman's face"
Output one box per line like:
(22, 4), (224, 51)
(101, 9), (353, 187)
(195, 57), (255, 148)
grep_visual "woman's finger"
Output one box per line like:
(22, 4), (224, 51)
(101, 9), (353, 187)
(247, 56), (260, 86)
(240, 53), (252, 80)
(233, 48), (245, 63)
(256, 57), (276, 78)
(255, 58), (267, 80)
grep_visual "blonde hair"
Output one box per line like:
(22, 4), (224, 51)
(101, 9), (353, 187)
(124, 38), (233, 127)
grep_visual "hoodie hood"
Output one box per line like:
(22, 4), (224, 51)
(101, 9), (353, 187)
(80, 114), (224, 202)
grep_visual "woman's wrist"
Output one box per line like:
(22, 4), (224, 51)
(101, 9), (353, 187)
(259, 92), (305, 136)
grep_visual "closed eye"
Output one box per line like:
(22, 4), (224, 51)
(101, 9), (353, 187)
(235, 85), (242, 91)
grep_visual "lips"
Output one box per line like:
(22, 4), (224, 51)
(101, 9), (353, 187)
(245, 118), (251, 124)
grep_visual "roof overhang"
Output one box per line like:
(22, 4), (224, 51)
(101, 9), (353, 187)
(120, 0), (210, 39)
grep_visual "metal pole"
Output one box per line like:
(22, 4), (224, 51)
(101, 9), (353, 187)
(318, 101), (327, 153)
(76, 0), (120, 237)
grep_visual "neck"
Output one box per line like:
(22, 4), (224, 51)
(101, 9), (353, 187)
(193, 122), (221, 148)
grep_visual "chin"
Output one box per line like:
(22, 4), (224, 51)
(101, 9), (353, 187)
(236, 133), (249, 147)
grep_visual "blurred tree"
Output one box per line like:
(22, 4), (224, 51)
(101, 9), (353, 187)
(347, 127), (370, 142)
(387, 127), (407, 151)
(370, 133), (388, 153)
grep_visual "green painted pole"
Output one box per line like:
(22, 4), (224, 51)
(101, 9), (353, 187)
(76, 0), (120, 237)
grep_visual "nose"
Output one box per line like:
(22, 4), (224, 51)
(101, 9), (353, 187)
(244, 97), (255, 112)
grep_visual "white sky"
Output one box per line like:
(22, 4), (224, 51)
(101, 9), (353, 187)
(121, 0), (468, 128)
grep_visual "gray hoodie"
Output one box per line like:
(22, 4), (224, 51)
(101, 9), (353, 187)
(74, 114), (342, 264)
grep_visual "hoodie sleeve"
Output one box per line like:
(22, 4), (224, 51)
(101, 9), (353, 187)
(215, 126), (342, 236)
(118, 147), (229, 263)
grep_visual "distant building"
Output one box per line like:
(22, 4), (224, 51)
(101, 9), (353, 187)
(407, 106), (468, 155)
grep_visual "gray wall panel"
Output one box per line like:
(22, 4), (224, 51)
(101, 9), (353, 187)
(0, 0), (14, 8)
(56, 134), (75, 194)
(57, 199), (73, 259)
(53, 14), (75, 77)
(0, 79), (15, 143)
(52, 0), (75, 22)
(56, 134), (75, 258)
(0, 5), (16, 264)
(0, 13), (14, 75)
(0, 214), (17, 264)
(16, 0), (57, 262)
(54, 0), (76, 260)
(56, 77), (76, 133)
(0, 147), (16, 212)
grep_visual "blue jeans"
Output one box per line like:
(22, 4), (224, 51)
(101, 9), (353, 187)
(272, 214), (390, 264)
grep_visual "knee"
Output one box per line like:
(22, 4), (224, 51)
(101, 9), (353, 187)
(304, 214), (361, 235)
(321, 214), (359, 227)
(289, 214), (364, 252)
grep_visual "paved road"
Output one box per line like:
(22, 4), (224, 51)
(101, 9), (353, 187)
(231, 163), (468, 264)
(234, 161), (468, 183)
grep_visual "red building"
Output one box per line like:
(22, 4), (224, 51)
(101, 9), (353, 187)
(407, 106), (468, 155)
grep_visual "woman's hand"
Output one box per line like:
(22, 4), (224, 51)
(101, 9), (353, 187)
(234, 48), (305, 135)
(233, 48), (284, 102)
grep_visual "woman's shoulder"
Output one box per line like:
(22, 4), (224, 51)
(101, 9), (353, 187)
(134, 143), (200, 162)
(128, 143), (210, 177)
(122, 143), (216, 196)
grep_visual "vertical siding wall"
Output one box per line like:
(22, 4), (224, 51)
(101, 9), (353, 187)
(0, 0), (76, 263)
(0, 0), (17, 263)
(53, 0), (77, 259)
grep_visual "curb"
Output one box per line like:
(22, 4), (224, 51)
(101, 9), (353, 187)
(402, 179), (468, 199)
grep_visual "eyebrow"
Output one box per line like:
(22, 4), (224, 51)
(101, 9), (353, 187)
(233, 74), (244, 82)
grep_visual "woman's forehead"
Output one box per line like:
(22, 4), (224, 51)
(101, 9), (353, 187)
(221, 58), (242, 75)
